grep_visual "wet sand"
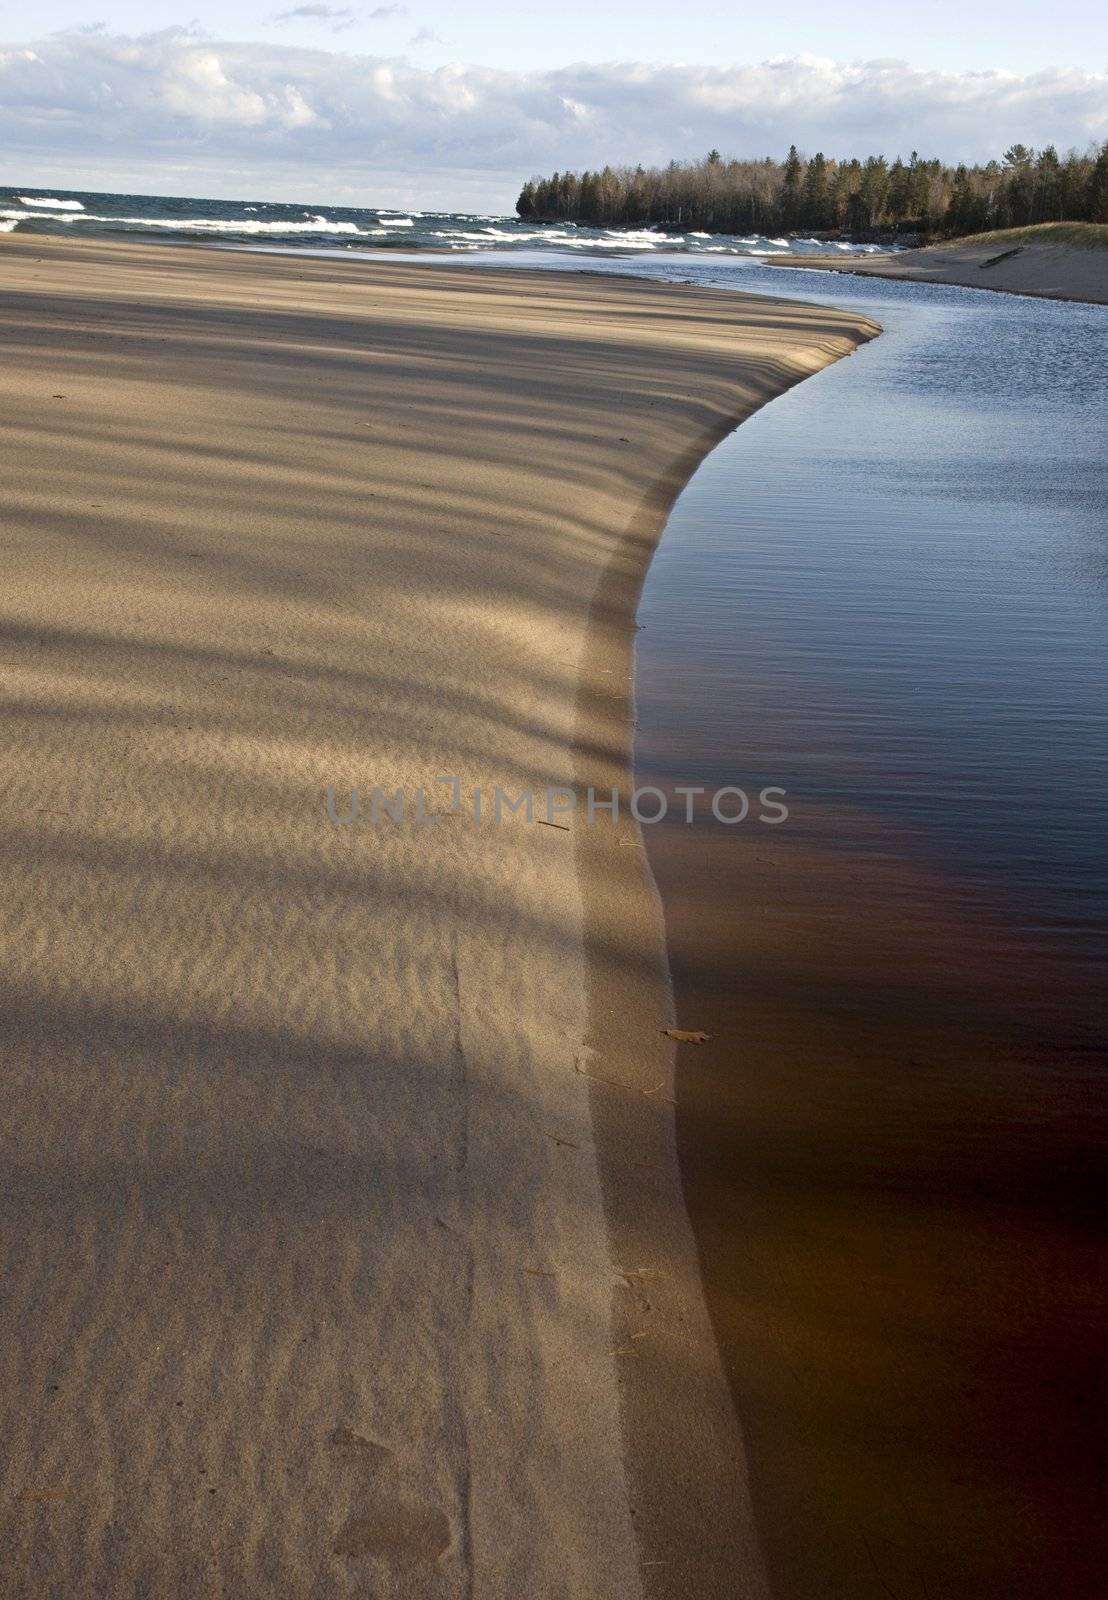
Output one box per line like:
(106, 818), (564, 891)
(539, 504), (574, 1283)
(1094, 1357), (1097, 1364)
(0, 233), (875, 1597)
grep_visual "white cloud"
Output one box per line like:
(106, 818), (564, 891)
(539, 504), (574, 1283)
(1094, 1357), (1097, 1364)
(273, 5), (352, 20)
(1, 28), (1105, 211)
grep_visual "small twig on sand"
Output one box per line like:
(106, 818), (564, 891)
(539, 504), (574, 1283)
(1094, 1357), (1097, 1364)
(617, 1266), (668, 1286)
(574, 1056), (674, 1104)
(614, 1331), (649, 1356)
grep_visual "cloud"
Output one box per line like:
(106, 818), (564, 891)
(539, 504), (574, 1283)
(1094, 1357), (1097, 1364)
(273, 4), (349, 17)
(272, 4), (355, 30)
(272, 4), (404, 29)
(2, 29), (1105, 210)
(408, 27), (444, 46)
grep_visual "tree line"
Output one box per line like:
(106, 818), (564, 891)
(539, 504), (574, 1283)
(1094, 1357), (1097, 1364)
(516, 143), (1108, 237)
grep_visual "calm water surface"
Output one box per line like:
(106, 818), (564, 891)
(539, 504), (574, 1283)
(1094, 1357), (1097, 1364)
(631, 263), (1108, 1000)
(622, 262), (1107, 1598)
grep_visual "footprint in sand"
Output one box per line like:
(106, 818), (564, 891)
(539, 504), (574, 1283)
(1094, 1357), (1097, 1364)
(327, 1427), (451, 1566)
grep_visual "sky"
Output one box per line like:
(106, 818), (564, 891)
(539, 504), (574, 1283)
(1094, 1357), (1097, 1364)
(2, 1), (1106, 209)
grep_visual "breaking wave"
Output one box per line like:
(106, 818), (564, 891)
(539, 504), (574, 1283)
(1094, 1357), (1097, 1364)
(18, 195), (85, 210)
(0, 187), (898, 258)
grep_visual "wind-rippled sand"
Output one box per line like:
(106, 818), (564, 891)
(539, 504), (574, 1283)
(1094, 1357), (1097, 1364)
(0, 235), (875, 1598)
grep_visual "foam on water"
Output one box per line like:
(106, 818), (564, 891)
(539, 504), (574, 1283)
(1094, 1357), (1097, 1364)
(18, 195), (84, 210)
(0, 208), (365, 236)
(0, 186), (899, 258)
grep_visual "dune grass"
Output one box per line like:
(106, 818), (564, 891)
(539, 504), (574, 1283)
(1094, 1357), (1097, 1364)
(948, 222), (1108, 250)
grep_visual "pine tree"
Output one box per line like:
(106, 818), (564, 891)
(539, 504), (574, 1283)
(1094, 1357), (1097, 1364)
(780, 144), (804, 230)
(801, 151), (831, 229)
(887, 158), (911, 223)
(1087, 143), (1108, 223)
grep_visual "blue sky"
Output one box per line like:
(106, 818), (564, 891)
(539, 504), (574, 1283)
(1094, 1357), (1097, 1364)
(2, 2), (1106, 208)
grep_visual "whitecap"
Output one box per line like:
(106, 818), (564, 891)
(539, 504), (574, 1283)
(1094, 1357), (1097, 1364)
(0, 208), (367, 235)
(18, 195), (84, 210)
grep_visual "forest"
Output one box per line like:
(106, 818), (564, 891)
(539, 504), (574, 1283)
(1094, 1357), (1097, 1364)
(516, 143), (1108, 237)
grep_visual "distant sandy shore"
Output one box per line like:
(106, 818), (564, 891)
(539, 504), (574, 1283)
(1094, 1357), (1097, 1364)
(771, 235), (1108, 303)
(0, 234), (875, 1598)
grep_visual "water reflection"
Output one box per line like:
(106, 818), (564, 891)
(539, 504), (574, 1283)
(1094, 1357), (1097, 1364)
(631, 268), (1107, 1599)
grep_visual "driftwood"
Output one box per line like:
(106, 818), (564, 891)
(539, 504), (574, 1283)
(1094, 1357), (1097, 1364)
(980, 246), (1025, 269)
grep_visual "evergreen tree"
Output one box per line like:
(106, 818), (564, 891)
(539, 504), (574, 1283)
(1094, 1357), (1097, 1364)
(780, 144), (804, 230)
(801, 151), (832, 229)
(859, 155), (889, 228)
(516, 141), (1106, 237)
(1088, 143), (1108, 223)
(887, 158), (911, 222)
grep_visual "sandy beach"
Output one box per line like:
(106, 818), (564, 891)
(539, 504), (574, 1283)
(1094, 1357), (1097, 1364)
(0, 234), (876, 1598)
(772, 231), (1108, 303)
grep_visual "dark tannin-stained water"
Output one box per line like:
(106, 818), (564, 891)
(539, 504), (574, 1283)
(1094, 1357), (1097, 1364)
(639, 269), (1108, 986)
(630, 266), (1107, 1599)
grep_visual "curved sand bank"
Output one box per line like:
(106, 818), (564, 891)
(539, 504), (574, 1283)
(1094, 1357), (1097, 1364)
(772, 231), (1108, 303)
(0, 234), (876, 1598)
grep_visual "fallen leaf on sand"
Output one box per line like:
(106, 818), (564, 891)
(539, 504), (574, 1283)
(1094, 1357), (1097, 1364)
(663, 1028), (711, 1044)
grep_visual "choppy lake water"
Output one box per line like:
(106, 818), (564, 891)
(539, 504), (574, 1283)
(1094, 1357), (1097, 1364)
(0, 185), (887, 258)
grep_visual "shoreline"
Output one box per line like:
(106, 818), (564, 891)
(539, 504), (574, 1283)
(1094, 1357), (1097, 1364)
(768, 236), (1108, 304)
(0, 233), (877, 1596)
(632, 292), (1107, 1599)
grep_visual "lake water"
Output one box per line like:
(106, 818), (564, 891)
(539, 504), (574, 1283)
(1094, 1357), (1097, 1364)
(632, 262), (1108, 1002)
(0, 185), (888, 259)
(621, 261), (1107, 1599)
